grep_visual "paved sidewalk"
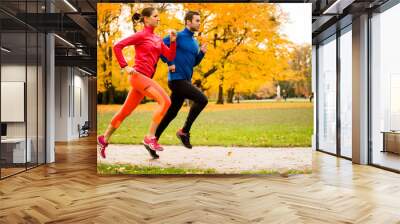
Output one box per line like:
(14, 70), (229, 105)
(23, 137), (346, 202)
(98, 145), (312, 173)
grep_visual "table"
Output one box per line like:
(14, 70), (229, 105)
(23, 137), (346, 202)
(1, 138), (32, 163)
(381, 131), (400, 154)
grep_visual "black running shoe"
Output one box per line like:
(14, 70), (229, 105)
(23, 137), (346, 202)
(143, 144), (160, 159)
(176, 129), (192, 149)
(142, 136), (160, 159)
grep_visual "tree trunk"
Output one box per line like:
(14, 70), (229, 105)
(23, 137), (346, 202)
(216, 83), (224, 104)
(108, 85), (115, 104)
(101, 92), (107, 104)
(227, 87), (235, 104)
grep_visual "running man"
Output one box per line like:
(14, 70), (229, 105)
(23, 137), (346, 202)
(97, 7), (177, 159)
(155, 11), (208, 149)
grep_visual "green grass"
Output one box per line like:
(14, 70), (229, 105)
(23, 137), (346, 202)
(97, 163), (217, 174)
(97, 163), (311, 175)
(97, 103), (313, 147)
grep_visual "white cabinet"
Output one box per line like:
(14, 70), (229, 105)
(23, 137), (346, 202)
(1, 138), (32, 163)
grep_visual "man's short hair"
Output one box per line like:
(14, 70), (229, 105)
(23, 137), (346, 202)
(185, 11), (200, 25)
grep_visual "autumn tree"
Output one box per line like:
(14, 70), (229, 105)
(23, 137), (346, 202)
(97, 3), (311, 104)
(97, 3), (122, 104)
(290, 44), (312, 98)
(181, 3), (295, 104)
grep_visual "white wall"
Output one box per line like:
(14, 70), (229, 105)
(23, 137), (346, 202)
(1, 65), (27, 138)
(55, 66), (69, 141)
(55, 67), (89, 141)
(1, 63), (45, 163)
(73, 72), (89, 137)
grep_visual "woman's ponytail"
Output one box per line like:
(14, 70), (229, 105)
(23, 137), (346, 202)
(132, 12), (141, 22)
(132, 7), (155, 23)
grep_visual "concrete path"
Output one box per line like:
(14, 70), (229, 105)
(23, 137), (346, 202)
(98, 144), (312, 174)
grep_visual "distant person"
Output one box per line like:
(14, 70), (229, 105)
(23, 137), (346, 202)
(97, 7), (177, 159)
(155, 11), (208, 149)
(282, 90), (287, 102)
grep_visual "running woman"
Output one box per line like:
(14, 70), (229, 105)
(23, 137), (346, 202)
(97, 7), (177, 159)
(155, 11), (208, 149)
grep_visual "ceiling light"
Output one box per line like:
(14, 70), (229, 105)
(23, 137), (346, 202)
(323, 0), (355, 15)
(63, 0), (78, 12)
(54, 34), (75, 48)
(78, 67), (92, 76)
(1, 47), (11, 53)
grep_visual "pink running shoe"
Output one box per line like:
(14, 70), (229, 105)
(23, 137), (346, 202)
(143, 136), (164, 152)
(97, 135), (108, 158)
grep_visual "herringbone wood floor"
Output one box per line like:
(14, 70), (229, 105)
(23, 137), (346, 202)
(1, 135), (400, 224)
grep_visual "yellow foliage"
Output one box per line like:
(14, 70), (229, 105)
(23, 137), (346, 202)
(97, 3), (311, 100)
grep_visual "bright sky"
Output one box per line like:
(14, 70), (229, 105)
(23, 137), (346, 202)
(278, 3), (312, 45)
(118, 3), (312, 45)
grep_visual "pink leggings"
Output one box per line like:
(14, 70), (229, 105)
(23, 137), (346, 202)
(110, 72), (171, 129)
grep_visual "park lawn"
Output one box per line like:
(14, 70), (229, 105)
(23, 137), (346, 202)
(97, 163), (217, 174)
(97, 163), (312, 175)
(97, 101), (313, 147)
(97, 100), (312, 113)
